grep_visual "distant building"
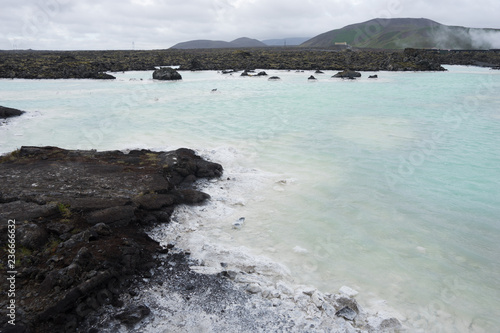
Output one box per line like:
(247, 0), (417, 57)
(332, 41), (350, 50)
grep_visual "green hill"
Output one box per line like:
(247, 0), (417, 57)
(301, 18), (500, 49)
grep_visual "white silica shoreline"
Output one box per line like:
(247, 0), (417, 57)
(134, 148), (407, 332)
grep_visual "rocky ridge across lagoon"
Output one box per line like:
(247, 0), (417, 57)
(1, 48), (500, 79)
(0, 146), (404, 332)
(0, 48), (449, 80)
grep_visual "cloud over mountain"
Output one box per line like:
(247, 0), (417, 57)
(0, 0), (499, 50)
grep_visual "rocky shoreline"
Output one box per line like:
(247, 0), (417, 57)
(0, 48), (457, 79)
(0, 146), (404, 332)
(1, 48), (499, 80)
(0, 146), (222, 332)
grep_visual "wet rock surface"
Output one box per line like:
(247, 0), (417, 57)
(0, 146), (222, 333)
(152, 67), (182, 80)
(332, 69), (362, 79)
(0, 106), (25, 119)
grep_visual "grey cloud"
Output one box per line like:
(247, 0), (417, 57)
(398, 0), (500, 28)
(1, 0), (499, 50)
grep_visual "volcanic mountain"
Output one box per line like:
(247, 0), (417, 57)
(300, 18), (500, 49)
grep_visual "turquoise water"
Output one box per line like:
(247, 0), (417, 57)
(1, 66), (499, 332)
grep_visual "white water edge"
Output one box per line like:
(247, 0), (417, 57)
(141, 146), (407, 332)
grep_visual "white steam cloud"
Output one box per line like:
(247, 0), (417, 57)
(469, 29), (500, 49)
(431, 26), (500, 49)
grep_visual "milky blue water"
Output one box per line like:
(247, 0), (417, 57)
(1, 66), (499, 332)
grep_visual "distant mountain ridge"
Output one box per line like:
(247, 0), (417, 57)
(261, 37), (311, 46)
(170, 18), (500, 50)
(300, 18), (500, 49)
(170, 37), (266, 49)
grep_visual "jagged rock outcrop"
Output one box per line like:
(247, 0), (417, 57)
(0, 146), (222, 332)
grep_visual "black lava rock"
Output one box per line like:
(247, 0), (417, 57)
(153, 67), (182, 80)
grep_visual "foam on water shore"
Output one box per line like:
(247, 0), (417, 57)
(139, 146), (406, 332)
(145, 140), (500, 332)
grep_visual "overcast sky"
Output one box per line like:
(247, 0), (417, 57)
(1, 0), (499, 50)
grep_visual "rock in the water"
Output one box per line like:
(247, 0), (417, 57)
(152, 67), (182, 80)
(336, 306), (357, 321)
(268, 76), (281, 81)
(0, 105), (25, 118)
(367, 313), (403, 331)
(368, 74), (378, 78)
(332, 70), (361, 79)
(232, 217), (245, 229)
(173, 189), (211, 204)
(242, 70), (267, 77)
(308, 75), (317, 80)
